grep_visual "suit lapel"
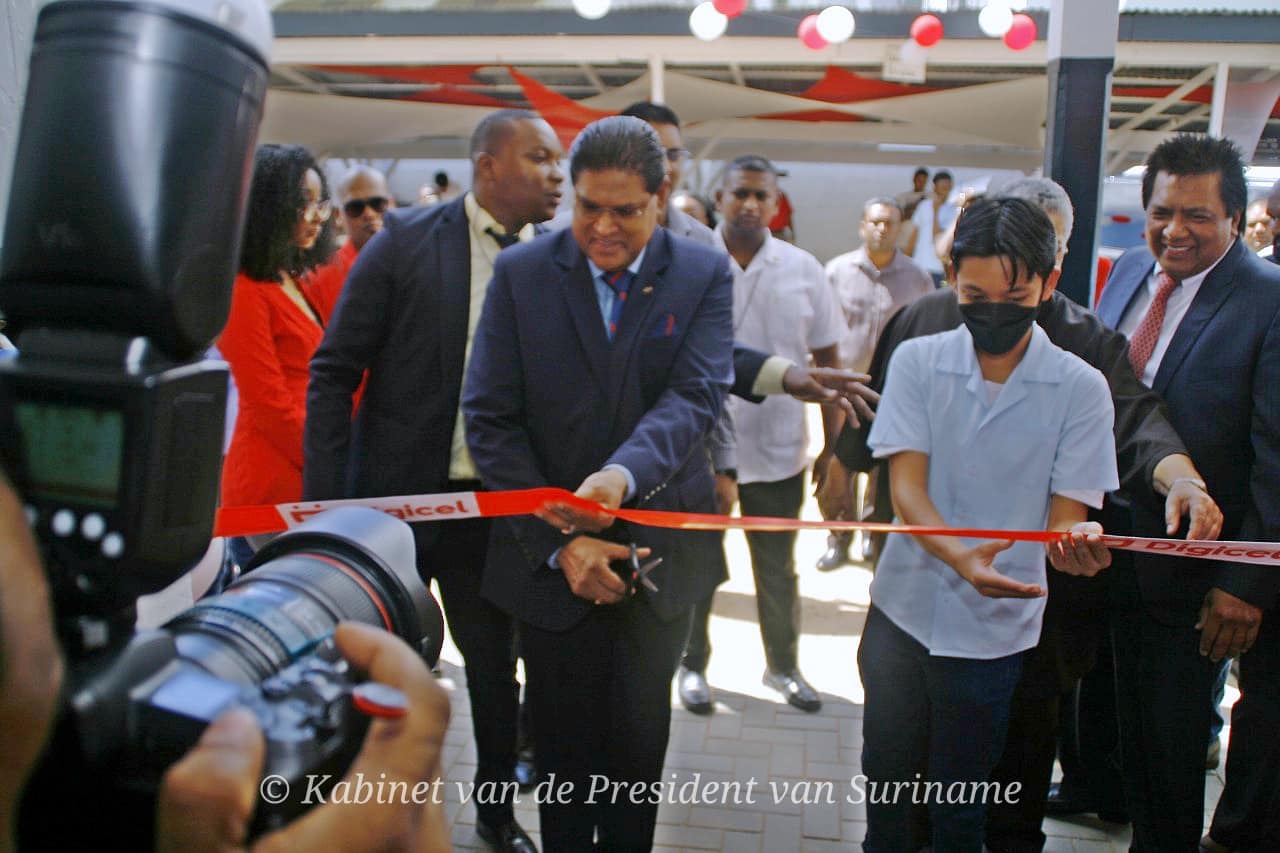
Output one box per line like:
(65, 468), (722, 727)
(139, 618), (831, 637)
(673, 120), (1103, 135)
(553, 233), (611, 390)
(1097, 255), (1152, 329)
(609, 230), (669, 390)
(436, 198), (473, 398)
(1153, 240), (1245, 396)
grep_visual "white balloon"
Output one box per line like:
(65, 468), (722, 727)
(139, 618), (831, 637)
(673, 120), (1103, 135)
(899, 38), (928, 64)
(978, 3), (1014, 37)
(573, 0), (611, 21)
(689, 2), (728, 41)
(816, 6), (856, 44)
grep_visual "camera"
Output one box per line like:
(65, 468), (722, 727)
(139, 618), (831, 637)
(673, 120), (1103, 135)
(0, 1), (444, 846)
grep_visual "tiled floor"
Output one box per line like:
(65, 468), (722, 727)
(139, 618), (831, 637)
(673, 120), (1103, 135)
(433, 516), (1232, 852)
(434, 415), (1231, 851)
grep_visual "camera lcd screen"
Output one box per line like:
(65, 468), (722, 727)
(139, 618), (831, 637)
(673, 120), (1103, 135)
(14, 401), (124, 509)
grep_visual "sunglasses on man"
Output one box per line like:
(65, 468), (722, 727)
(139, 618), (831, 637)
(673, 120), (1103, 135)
(343, 196), (391, 218)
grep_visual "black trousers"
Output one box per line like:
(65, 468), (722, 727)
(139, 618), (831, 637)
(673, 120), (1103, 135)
(522, 596), (691, 852)
(424, 510), (520, 826)
(1208, 613), (1280, 850)
(685, 471), (806, 674)
(1110, 567), (1219, 852)
(1054, 629), (1126, 818)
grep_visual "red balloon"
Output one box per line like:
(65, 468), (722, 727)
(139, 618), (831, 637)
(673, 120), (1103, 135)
(1003, 13), (1036, 50)
(798, 14), (829, 51)
(713, 0), (747, 17)
(910, 13), (943, 47)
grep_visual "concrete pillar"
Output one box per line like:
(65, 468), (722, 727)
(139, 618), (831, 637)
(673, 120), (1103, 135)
(1045, 0), (1119, 307)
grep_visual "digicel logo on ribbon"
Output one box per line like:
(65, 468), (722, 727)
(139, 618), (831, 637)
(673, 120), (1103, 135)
(214, 487), (1280, 568)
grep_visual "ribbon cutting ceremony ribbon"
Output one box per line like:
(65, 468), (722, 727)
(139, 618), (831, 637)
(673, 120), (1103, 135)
(214, 486), (1280, 567)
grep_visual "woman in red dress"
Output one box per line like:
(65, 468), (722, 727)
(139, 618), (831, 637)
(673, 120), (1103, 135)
(219, 144), (334, 511)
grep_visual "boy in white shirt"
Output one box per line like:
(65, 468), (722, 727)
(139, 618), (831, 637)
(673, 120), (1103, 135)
(861, 197), (1120, 851)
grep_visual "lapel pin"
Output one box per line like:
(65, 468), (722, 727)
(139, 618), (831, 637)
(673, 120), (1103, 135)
(641, 285), (654, 294)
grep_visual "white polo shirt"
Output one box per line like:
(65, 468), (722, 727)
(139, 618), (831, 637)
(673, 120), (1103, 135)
(719, 229), (844, 484)
(867, 324), (1119, 659)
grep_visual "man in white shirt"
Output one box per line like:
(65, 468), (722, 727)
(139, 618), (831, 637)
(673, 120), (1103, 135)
(816, 197), (934, 571)
(910, 170), (958, 286)
(681, 154), (844, 713)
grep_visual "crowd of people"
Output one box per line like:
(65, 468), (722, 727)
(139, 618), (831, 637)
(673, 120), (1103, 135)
(5, 96), (1280, 853)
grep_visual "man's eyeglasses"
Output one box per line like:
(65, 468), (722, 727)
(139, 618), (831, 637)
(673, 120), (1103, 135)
(575, 197), (651, 224)
(665, 148), (692, 163)
(301, 198), (333, 223)
(343, 196), (391, 218)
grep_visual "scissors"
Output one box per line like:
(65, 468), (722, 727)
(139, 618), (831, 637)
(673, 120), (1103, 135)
(616, 542), (662, 593)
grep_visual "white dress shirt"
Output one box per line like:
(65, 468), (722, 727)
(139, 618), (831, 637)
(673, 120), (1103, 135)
(718, 229), (844, 484)
(1116, 247), (1229, 387)
(867, 325), (1118, 658)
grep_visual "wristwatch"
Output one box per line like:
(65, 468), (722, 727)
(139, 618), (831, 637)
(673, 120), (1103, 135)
(715, 468), (738, 482)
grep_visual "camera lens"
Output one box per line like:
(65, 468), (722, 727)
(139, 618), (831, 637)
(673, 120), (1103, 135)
(164, 508), (442, 684)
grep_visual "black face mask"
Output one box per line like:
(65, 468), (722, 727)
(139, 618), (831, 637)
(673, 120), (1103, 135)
(959, 301), (1039, 355)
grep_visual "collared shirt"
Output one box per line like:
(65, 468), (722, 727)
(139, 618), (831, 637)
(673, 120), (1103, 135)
(909, 197), (958, 274)
(585, 249), (647, 337)
(450, 193), (535, 480)
(1116, 247), (1229, 387)
(718, 228), (844, 484)
(867, 324), (1118, 659)
(825, 247), (935, 372)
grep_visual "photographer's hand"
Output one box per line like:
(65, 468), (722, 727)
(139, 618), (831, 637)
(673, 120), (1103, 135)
(157, 622), (451, 853)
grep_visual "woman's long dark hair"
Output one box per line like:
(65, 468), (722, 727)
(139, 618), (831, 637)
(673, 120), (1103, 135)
(239, 143), (335, 281)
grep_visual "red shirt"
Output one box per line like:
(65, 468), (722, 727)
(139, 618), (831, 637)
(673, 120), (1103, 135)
(218, 272), (324, 506)
(305, 239), (358, 324)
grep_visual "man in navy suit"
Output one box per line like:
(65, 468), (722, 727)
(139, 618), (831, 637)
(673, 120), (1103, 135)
(306, 109), (564, 853)
(1094, 134), (1280, 852)
(463, 116), (734, 852)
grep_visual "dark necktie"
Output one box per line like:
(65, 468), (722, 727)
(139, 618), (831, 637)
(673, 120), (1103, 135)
(486, 227), (519, 249)
(602, 269), (633, 341)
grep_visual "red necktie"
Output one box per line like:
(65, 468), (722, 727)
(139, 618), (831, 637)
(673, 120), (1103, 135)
(1127, 271), (1179, 379)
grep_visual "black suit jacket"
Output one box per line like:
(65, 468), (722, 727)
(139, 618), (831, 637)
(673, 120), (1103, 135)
(463, 227), (734, 631)
(1096, 240), (1280, 620)
(304, 197), (476, 561)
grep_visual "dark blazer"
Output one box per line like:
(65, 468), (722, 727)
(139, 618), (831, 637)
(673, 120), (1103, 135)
(1096, 239), (1280, 620)
(463, 227), (734, 631)
(304, 197), (474, 559)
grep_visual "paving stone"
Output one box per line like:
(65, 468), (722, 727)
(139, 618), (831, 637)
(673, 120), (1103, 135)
(651, 823), (722, 850)
(722, 829), (764, 853)
(763, 813), (803, 852)
(689, 805), (764, 832)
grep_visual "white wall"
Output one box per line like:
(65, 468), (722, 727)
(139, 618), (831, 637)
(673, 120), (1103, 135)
(0, 0), (40, 240)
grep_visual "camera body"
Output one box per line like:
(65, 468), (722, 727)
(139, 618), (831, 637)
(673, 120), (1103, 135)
(2, 2), (446, 847)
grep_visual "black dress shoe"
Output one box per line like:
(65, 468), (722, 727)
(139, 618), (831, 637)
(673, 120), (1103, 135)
(1045, 782), (1128, 824)
(476, 817), (538, 853)
(763, 668), (822, 713)
(677, 666), (714, 715)
(816, 533), (852, 572)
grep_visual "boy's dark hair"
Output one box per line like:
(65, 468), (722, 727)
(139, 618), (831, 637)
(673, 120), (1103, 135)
(951, 196), (1057, 289)
(1141, 134), (1247, 227)
(621, 101), (682, 128)
(469, 108), (540, 158)
(239, 143), (335, 281)
(913, 167), (929, 179)
(724, 154), (780, 182)
(569, 115), (666, 194)
(933, 170), (953, 184)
